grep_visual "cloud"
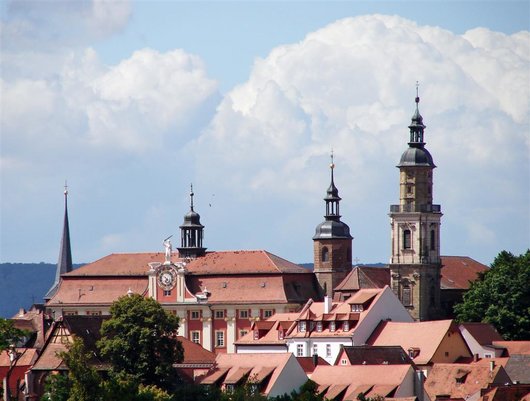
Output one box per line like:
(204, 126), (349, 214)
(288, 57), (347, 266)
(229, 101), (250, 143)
(194, 15), (529, 263)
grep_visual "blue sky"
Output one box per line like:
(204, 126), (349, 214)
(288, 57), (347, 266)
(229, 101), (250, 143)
(1, 1), (529, 266)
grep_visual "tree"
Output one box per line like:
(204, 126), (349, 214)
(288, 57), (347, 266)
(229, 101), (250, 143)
(40, 373), (71, 401)
(98, 294), (184, 391)
(0, 318), (29, 401)
(454, 250), (530, 340)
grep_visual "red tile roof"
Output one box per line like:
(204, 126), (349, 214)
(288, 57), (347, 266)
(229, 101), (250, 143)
(68, 253), (165, 276)
(440, 256), (488, 290)
(335, 267), (390, 292)
(424, 363), (511, 400)
(460, 323), (503, 345)
(367, 320), (456, 365)
(0, 348), (38, 367)
(177, 336), (216, 365)
(492, 341), (530, 356)
(296, 356), (330, 374)
(47, 277), (148, 306)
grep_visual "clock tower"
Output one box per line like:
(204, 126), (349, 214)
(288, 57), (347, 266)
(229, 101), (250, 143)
(389, 88), (442, 321)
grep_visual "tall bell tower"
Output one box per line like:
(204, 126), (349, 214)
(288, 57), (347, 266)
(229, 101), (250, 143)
(389, 87), (442, 321)
(177, 185), (206, 259)
(313, 154), (353, 298)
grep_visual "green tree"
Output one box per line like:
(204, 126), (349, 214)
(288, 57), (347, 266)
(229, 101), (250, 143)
(61, 337), (103, 401)
(98, 294), (183, 391)
(0, 318), (30, 401)
(454, 250), (530, 340)
(40, 374), (71, 401)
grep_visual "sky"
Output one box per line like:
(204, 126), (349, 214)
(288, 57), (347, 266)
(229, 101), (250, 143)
(1, 1), (529, 267)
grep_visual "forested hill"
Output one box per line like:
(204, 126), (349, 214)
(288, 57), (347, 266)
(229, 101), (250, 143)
(0, 263), (84, 318)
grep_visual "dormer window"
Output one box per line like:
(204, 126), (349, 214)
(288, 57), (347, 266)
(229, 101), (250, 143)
(278, 330), (284, 340)
(316, 321), (323, 332)
(329, 321), (336, 332)
(408, 347), (420, 358)
(253, 330), (259, 340)
(351, 304), (363, 313)
(343, 321), (349, 331)
(298, 321), (306, 333)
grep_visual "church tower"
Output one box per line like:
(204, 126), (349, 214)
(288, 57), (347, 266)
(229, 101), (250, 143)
(389, 88), (442, 321)
(177, 185), (206, 259)
(44, 184), (73, 301)
(313, 155), (353, 297)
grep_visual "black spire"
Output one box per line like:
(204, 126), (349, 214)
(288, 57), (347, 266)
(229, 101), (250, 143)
(44, 183), (73, 301)
(313, 154), (352, 239)
(177, 184), (206, 258)
(408, 82), (426, 146)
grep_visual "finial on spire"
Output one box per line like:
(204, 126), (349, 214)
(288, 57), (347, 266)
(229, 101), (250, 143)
(415, 81), (420, 104)
(330, 149), (335, 170)
(190, 184), (194, 211)
(64, 180), (68, 196)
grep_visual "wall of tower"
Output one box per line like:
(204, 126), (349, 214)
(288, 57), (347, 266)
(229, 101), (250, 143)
(313, 239), (352, 297)
(399, 167), (433, 207)
(389, 263), (441, 321)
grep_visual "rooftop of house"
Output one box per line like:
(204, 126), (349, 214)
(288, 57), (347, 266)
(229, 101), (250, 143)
(492, 341), (530, 356)
(296, 356), (330, 374)
(198, 352), (298, 395)
(459, 322), (504, 346)
(310, 364), (412, 400)
(504, 354), (530, 384)
(367, 319), (458, 365)
(0, 348), (38, 367)
(66, 250), (311, 277)
(334, 266), (390, 294)
(424, 363), (511, 401)
(338, 345), (415, 366)
(440, 256), (488, 290)
(176, 336), (216, 365)
(478, 384), (530, 401)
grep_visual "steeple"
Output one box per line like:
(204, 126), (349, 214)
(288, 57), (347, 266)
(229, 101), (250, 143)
(389, 86), (442, 321)
(313, 153), (353, 298)
(44, 183), (73, 301)
(177, 184), (206, 259)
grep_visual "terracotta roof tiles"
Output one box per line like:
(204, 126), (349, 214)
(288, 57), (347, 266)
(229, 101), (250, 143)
(440, 256), (488, 290)
(492, 341), (530, 356)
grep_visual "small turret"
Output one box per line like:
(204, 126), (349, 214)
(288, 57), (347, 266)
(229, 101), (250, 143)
(177, 185), (206, 259)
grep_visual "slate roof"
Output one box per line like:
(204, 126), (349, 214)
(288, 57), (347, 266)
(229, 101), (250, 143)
(339, 345), (415, 366)
(504, 355), (530, 384)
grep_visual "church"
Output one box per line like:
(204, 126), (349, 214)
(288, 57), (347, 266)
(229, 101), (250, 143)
(44, 92), (487, 353)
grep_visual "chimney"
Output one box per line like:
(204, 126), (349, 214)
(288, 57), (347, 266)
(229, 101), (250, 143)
(473, 354), (479, 362)
(312, 353), (318, 367)
(489, 361), (495, 372)
(18, 308), (25, 317)
(324, 296), (332, 313)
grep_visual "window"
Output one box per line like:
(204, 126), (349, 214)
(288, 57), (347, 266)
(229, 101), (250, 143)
(326, 344), (331, 358)
(402, 286), (412, 307)
(225, 384), (235, 393)
(430, 230), (435, 251)
(403, 229), (411, 249)
(190, 311), (200, 320)
(296, 344), (304, 357)
(322, 247), (329, 262)
(343, 321), (349, 331)
(316, 321), (323, 332)
(263, 309), (274, 318)
(254, 330), (259, 340)
(351, 304), (363, 313)
(298, 321), (306, 333)
(239, 330), (248, 339)
(341, 359), (348, 365)
(191, 331), (200, 344)
(86, 311), (101, 316)
(215, 331), (225, 347)
(64, 311), (78, 316)
(407, 185), (413, 194)
(238, 309), (249, 319)
(278, 330), (284, 340)
(313, 344), (318, 356)
(215, 310), (225, 319)
(485, 354), (492, 358)
(329, 321), (336, 332)
(163, 290), (172, 296)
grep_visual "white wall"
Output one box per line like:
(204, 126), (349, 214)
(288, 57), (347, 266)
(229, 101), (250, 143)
(287, 338), (351, 365)
(268, 354), (308, 398)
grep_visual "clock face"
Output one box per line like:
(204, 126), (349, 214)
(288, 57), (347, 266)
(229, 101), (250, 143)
(157, 266), (177, 290)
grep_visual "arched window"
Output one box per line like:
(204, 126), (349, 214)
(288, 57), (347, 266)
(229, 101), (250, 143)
(430, 230), (436, 251)
(403, 229), (411, 249)
(402, 285), (412, 306)
(322, 247), (329, 262)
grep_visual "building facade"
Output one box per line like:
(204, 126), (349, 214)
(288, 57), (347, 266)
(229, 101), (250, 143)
(389, 92), (442, 321)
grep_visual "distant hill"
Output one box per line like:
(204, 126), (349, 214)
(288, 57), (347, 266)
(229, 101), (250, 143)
(0, 263), (84, 318)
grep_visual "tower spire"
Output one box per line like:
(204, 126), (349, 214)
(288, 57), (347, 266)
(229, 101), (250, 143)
(177, 184), (206, 258)
(44, 182), (73, 301)
(190, 184), (194, 211)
